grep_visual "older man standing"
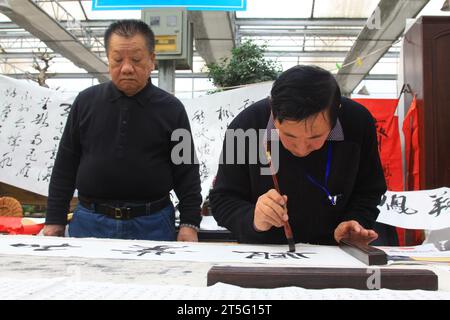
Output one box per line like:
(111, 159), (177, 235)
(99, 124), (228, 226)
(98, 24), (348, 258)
(43, 20), (201, 241)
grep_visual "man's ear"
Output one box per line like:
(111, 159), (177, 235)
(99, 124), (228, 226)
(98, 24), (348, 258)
(149, 52), (156, 72)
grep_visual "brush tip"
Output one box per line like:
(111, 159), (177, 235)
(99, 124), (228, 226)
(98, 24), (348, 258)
(287, 239), (296, 252)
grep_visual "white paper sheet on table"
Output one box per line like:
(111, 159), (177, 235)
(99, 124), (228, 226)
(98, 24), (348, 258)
(0, 235), (365, 267)
(1, 277), (449, 300)
(378, 240), (450, 263)
(377, 188), (450, 230)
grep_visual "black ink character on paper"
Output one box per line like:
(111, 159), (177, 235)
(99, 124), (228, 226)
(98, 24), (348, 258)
(428, 191), (450, 217)
(39, 97), (51, 110)
(192, 110), (205, 125)
(238, 99), (254, 111)
(31, 112), (49, 128)
(0, 152), (13, 168)
(38, 163), (53, 182)
(7, 133), (22, 152)
(216, 106), (234, 121)
(10, 243), (80, 251)
(16, 162), (32, 178)
(31, 133), (43, 146)
(379, 194), (418, 215)
(15, 117), (26, 130)
(0, 103), (11, 122)
(5, 88), (17, 98)
(59, 103), (72, 117)
(233, 251), (315, 260)
(112, 245), (194, 257)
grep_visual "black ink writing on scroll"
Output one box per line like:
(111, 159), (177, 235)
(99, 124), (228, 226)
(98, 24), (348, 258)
(197, 143), (211, 157)
(233, 251), (315, 260)
(5, 88), (17, 98)
(45, 144), (58, 160)
(59, 103), (72, 118)
(374, 119), (388, 152)
(192, 110), (205, 125)
(1, 103), (12, 122)
(10, 243), (80, 251)
(199, 161), (209, 183)
(216, 106), (234, 121)
(15, 117), (25, 130)
(429, 191), (450, 217)
(18, 104), (30, 112)
(25, 148), (38, 162)
(54, 121), (65, 140)
(39, 97), (51, 110)
(379, 194), (418, 215)
(31, 112), (49, 128)
(31, 133), (43, 146)
(7, 133), (22, 152)
(16, 162), (32, 178)
(0, 152), (13, 168)
(38, 163), (53, 182)
(195, 128), (214, 142)
(238, 99), (254, 111)
(21, 91), (31, 101)
(112, 245), (194, 257)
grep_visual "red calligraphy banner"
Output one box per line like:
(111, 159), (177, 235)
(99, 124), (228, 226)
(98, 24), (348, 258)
(353, 98), (404, 191)
(401, 96), (424, 245)
(402, 96), (420, 191)
(354, 98), (412, 246)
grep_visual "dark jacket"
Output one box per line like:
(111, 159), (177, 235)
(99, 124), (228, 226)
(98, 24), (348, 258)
(210, 97), (387, 245)
(46, 80), (202, 227)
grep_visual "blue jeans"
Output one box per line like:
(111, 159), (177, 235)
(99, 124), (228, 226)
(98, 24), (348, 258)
(68, 202), (176, 241)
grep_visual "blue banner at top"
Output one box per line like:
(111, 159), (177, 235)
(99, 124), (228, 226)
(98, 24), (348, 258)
(92, 0), (247, 11)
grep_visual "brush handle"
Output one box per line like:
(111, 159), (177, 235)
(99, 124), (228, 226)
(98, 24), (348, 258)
(283, 220), (293, 239)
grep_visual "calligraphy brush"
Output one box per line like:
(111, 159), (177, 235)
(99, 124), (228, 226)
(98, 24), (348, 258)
(266, 148), (296, 253)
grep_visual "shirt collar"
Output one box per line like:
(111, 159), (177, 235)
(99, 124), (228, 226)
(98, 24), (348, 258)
(109, 78), (155, 107)
(265, 113), (345, 142)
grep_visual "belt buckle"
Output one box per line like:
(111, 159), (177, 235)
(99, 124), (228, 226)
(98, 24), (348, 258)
(114, 207), (123, 219)
(114, 207), (132, 219)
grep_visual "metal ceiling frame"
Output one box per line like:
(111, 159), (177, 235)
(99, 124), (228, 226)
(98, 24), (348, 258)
(0, 0), (412, 86)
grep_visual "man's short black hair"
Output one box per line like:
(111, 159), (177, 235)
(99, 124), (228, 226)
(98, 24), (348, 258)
(104, 19), (155, 54)
(270, 65), (341, 126)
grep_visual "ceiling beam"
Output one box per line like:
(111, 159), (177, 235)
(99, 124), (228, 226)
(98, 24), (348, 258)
(0, 0), (109, 82)
(263, 50), (399, 58)
(235, 18), (368, 27)
(239, 29), (361, 37)
(189, 11), (235, 64)
(336, 0), (430, 95)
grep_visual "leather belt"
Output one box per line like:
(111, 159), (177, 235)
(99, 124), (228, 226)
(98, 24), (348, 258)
(78, 195), (171, 220)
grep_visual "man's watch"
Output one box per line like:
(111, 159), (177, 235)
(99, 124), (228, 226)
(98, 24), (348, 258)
(179, 223), (200, 232)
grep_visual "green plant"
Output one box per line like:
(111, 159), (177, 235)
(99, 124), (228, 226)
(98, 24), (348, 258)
(206, 40), (281, 90)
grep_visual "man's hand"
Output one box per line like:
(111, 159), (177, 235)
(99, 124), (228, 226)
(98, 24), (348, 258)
(43, 224), (66, 237)
(254, 189), (288, 232)
(334, 220), (378, 244)
(177, 226), (198, 242)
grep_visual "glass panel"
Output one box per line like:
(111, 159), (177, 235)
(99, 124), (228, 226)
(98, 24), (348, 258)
(237, 0), (313, 18)
(313, 0), (379, 18)
(56, 1), (87, 20)
(352, 80), (397, 98)
(369, 57), (399, 75)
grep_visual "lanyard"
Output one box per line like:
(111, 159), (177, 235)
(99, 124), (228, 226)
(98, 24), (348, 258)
(305, 143), (337, 205)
